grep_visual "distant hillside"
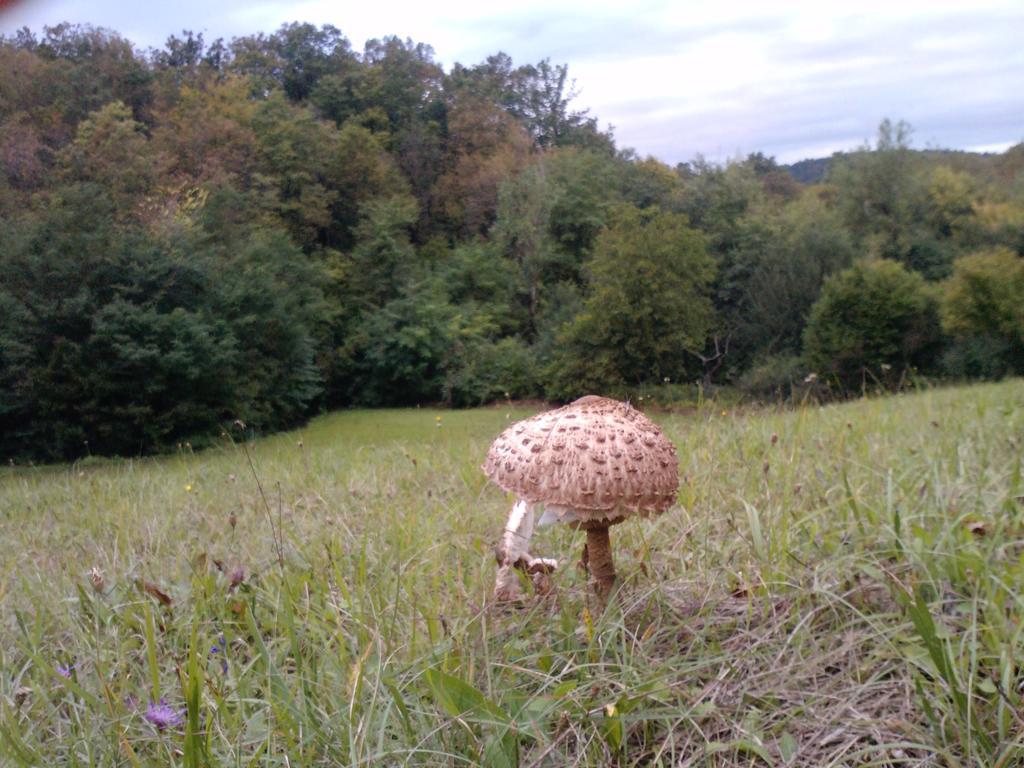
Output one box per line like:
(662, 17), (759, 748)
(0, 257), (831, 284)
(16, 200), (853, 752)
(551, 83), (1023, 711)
(782, 146), (1022, 184)
(783, 157), (832, 183)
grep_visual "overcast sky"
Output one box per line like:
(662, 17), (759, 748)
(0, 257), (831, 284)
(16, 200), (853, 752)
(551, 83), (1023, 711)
(2, 0), (1021, 164)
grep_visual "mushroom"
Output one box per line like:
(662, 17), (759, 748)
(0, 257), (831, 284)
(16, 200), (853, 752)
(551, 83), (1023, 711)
(483, 395), (679, 602)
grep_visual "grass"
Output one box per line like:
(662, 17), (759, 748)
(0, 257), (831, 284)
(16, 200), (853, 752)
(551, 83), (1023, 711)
(1, 381), (1023, 766)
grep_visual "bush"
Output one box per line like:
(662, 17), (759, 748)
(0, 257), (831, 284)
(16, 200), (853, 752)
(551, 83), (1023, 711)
(803, 259), (941, 392)
(444, 337), (539, 407)
(0, 189), (329, 460)
(345, 280), (454, 406)
(940, 247), (1024, 375)
(216, 230), (329, 428)
(737, 353), (808, 399)
(940, 336), (1015, 380)
(545, 205), (715, 399)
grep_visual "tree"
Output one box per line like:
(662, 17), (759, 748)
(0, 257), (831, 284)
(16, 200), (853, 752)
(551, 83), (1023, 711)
(545, 148), (624, 265)
(926, 165), (975, 240)
(215, 230), (330, 427)
(803, 259), (941, 390)
(940, 247), (1024, 376)
(151, 76), (258, 185)
(275, 23), (355, 102)
(829, 119), (954, 278)
(0, 188), (234, 458)
(971, 198), (1024, 255)
(341, 194), (420, 310)
(229, 23), (356, 101)
(0, 113), (47, 191)
(430, 94), (532, 237)
(546, 206), (715, 398)
(618, 154), (685, 211)
(346, 277), (456, 405)
(447, 54), (611, 151)
(249, 94), (408, 250)
(359, 36), (444, 129)
(0, 183), (331, 460)
(490, 161), (555, 338)
(33, 24), (154, 126)
(58, 100), (155, 212)
(733, 191), (855, 365)
(151, 29), (227, 86)
(675, 157), (768, 380)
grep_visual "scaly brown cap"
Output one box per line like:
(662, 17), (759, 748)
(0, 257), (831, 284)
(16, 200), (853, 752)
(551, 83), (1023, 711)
(482, 395), (679, 523)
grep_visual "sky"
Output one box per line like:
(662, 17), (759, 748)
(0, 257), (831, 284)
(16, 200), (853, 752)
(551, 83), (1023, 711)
(2, 0), (1022, 164)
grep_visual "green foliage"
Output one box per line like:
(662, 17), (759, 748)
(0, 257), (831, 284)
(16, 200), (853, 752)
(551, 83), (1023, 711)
(803, 259), (941, 390)
(16, 24), (154, 125)
(736, 353), (807, 398)
(739, 195), (855, 355)
(829, 120), (980, 280)
(58, 100), (155, 211)
(216, 230), (329, 428)
(941, 247), (1024, 340)
(714, 190), (856, 375)
(430, 95), (533, 238)
(440, 242), (523, 336)
(250, 94), (408, 251)
(973, 198), (1024, 255)
(925, 165), (975, 239)
(830, 119), (920, 257)
(0, 189), (226, 457)
(3, 23), (1024, 456)
(490, 151), (627, 340)
(618, 154), (686, 211)
(0, 188), (328, 459)
(347, 278), (455, 405)
(677, 157), (763, 253)
(940, 335), (1015, 380)
(339, 194), (421, 311)
(545, 148), (624, 263)
(940, 247), (1024, 375)
(230, 23), (356, 102)
(491, 163), (556, 337)
(444, 336), (539, 407)
(546, 206), (715, 398)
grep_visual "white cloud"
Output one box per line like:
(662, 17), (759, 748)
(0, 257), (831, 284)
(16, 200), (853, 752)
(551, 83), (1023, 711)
(2, 0), (1021, 162)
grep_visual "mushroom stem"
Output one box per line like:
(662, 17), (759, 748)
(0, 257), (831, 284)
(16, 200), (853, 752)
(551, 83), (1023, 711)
(495, 500), (535, 565)
(585, 526), (616, 602)
(494, 500), (559, 602)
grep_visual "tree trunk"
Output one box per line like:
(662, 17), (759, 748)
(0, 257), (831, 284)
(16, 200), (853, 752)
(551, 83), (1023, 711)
(585, 526), (616, 603)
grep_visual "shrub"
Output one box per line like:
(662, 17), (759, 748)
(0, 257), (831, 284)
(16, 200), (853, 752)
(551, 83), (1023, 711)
(940, 247), (1024, 375)
(347, 280), (454, 406)
(0, 189), (329, 460)
(544, 205), (715, 399)
(444, 337), (539, 407)
(803, 259), (941, 392)
(737, 353), (807, 399)
(940, 336), (1014, 380)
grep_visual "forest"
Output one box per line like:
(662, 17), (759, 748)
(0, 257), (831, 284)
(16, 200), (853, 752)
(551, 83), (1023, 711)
(1, 22), (1022, 460)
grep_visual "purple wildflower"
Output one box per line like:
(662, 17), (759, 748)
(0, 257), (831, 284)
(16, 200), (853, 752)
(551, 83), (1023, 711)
(56, 663), (75, 679)
(144, 699), (185, 731)
(209, 635), (228, 674)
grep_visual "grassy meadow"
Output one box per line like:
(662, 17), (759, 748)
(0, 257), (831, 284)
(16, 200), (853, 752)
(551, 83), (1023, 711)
(1, 381), (1023, 766)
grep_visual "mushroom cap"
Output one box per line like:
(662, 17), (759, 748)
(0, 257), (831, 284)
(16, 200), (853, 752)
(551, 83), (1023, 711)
(482, 395), (679, 524)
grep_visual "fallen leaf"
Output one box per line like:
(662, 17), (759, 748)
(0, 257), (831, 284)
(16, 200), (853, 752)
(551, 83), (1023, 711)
(139, 579), (172, 607)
